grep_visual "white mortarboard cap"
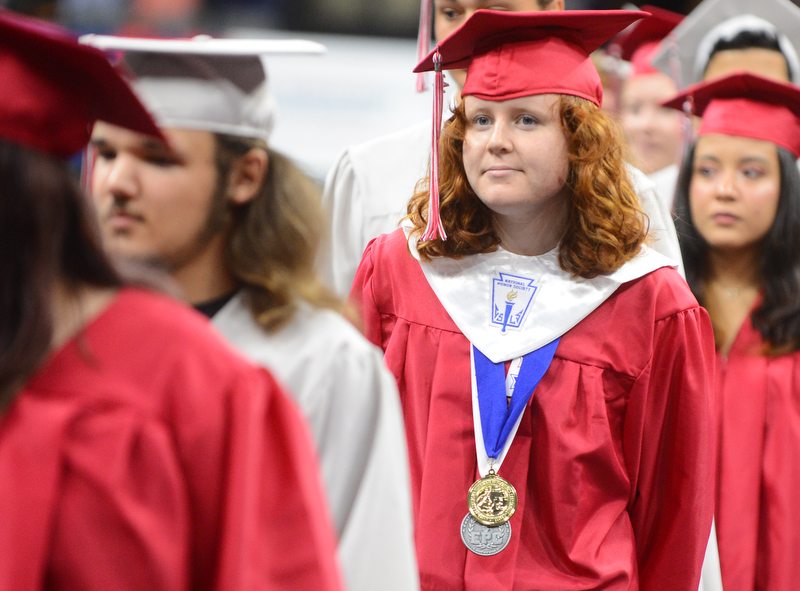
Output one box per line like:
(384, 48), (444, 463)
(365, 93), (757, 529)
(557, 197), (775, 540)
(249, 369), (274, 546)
(650, 0), (800, 88)
(79, 35), (326, 142)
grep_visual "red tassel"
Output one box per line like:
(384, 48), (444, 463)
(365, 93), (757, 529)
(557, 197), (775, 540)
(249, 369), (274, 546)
(81, 144), (95, 195)
(422, 51), (447, 242)
(415, 0), (433, 92)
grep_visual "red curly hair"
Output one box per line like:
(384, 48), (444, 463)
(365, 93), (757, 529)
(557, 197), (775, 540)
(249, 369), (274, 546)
(406, 94), (648, 279)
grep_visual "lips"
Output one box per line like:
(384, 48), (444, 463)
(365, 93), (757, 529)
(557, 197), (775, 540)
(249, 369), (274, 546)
(711, 212), (740, 226)
(484, 166), (519, 178)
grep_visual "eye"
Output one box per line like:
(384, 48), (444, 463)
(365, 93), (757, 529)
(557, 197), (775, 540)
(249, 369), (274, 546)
(439, 7), (460, 20)
(93, 147), (116, 161)
(145, 153), (181, 168)
(518, 114), (538, 126)
(742, 167), (765, 179)
(693, 164), (716, 179)
(472, 115), (492, 127)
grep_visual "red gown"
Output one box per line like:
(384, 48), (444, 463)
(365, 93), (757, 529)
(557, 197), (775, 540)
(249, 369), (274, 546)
(351, 229), (716, 591)
(0, 287), (343, 591)
(716, 316), (800, 591)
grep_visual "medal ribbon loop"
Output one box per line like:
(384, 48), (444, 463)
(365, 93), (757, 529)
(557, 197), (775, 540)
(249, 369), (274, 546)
(473, 338), (559, 461)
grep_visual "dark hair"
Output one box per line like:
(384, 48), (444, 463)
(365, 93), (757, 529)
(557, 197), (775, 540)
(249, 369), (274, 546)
(407, 95), (647, 278)
(214, 134), (341, 332)
(0, 140), (122, 406)
(674, 143), (800, 353)
(706, 30), (792, 81)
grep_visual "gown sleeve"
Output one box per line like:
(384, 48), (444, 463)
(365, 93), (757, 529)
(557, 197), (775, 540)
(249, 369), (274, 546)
(349, 236), (386, 350)
(624, 306), (716, 591)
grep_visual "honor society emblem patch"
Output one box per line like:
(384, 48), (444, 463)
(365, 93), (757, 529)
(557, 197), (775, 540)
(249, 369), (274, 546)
(491, 273), (538, 333)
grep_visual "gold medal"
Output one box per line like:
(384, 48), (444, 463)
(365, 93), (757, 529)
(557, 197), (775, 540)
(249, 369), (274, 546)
(467, 470), (517, 526)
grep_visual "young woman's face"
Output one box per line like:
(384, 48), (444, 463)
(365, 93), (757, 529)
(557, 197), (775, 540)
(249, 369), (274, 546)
(462, 93), (569, 223)
(620, 72), (683, 175)
(689, 133), (781, 254)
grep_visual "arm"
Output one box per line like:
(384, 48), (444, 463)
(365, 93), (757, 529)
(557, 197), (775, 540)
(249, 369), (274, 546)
(624, 306), (716, 591)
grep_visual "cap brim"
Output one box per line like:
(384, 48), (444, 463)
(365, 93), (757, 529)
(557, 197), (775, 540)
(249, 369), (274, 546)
(414, 9), (648, 73)
(80, 35), (327, 57)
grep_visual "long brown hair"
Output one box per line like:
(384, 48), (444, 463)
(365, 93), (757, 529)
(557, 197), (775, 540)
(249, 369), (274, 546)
(215, 134), (341, 332)
(407, 94), (648, 279)
(0, 140), (122, 407)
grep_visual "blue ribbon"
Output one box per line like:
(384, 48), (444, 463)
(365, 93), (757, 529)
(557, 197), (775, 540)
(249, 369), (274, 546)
(473, 339), (560, 459)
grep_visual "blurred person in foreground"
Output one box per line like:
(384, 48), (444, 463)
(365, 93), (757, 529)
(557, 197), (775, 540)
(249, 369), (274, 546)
(667, 72), (800, 591)
(350, 10), (715, 590)
(0, 10), (343, 591)
(83, 34), (419, 591)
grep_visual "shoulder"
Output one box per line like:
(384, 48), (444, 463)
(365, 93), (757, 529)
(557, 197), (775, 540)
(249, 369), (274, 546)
(345, 119), (431, 172)
(325, 120), (431, 208)
(559, 267), (708, 374)
(78, 288), (278, 410)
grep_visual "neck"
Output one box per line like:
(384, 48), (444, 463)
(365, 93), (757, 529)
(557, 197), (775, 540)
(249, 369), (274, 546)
(51, 282), (117, 350)
(493, 195), (568, 257)
(705, 246), (761, 291)
(171, 233), (240, 305)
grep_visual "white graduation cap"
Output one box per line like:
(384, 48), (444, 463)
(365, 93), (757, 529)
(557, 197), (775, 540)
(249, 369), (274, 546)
(79, 35), (326, 141)
(649, 0), (800, 88)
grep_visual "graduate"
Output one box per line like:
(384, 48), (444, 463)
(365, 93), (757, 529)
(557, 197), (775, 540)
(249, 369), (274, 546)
(319, 0), (683, 297)
(350, 9), (716, 591)
(0, 10), (343, 591)
(83, 35), (419, 591)
(614, 6), (684, 215)
(649, 0), (800, 88)
(665, 72), (800, 591)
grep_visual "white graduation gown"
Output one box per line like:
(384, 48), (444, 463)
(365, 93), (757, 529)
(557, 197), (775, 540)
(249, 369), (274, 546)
(213, 294), (420, 591)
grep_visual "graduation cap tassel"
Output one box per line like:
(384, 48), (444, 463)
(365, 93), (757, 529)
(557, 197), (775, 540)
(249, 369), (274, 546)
(80, 144), (95, 195)
(415, 0), (433, 92)
(422, 51), (447, 242)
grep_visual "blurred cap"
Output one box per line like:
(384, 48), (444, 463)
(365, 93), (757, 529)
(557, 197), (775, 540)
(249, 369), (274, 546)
(413, 9), (647, 107)
(80, 35), (326, 142)
(611, 5), (683, 76)
(662, 71), (800, 157)
(650, 0), (800, 87)
(0, 9), (164, 159)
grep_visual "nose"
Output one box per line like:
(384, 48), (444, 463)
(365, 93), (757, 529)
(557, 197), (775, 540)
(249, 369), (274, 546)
(487, 122), (512, 154)
(96, 152), (139, 204)
(715, 169), (737, 200)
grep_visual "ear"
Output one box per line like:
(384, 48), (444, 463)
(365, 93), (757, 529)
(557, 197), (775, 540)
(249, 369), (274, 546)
(227, 148), (269, 206)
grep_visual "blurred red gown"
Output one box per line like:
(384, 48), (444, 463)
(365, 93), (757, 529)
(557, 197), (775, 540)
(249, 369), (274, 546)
(716, 315), (800, 591)
(0, 287), (343, 591)
(351, 229), (716, 591)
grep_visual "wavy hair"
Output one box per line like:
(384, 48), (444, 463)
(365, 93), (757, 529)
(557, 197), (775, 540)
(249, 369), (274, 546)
(215, 134), (341, 332)
(674, 143), (800, 354)
(407, 94), (647, 278)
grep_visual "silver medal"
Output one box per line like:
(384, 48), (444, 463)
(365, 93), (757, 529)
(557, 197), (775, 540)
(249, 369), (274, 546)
(460, 513), (511, 556)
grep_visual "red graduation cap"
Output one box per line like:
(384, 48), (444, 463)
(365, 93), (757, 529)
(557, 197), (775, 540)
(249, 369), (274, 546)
(0, 9), (164, 158)
(662, 71), (800, 157)
(411, 9), (647, 241)
(414, 10), (647, 106)
(611, 6), (683, 76)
